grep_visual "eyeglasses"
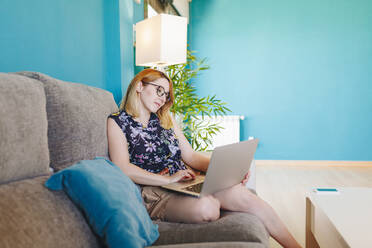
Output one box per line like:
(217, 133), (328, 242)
(142, 82), (170, 102)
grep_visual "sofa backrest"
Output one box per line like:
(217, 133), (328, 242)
(0, 73), (50, 184)
(15, 72), (119, 172)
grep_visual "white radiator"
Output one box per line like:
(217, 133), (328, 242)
(196, 115), (244, 150)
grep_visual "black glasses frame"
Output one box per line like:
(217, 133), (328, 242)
(142, 82), (170, 102)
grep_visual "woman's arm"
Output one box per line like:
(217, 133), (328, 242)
(171, 116), (210, 172)
(107, 118), (193, 185)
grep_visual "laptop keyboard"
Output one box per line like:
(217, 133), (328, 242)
(184, 182), (204, 193)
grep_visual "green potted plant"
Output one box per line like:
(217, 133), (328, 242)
(166, 49), (231, 151)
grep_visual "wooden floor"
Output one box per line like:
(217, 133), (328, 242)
(255, 163), (372, 248)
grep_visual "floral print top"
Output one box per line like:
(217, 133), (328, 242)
(109, 110), (187, 175)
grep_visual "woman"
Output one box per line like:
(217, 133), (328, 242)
(107, 69), (302, 248)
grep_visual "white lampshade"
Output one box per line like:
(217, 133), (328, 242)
(135, 14), (187, 67)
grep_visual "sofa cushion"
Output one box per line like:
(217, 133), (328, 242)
(0, 73), (50, 184)
(15, 71), (118, 171)
(153, 211), (269, 247)
(44, 157), (159, 248)
(0, 176), (101, 248)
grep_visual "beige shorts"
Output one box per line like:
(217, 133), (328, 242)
(139, 185), (177, 221)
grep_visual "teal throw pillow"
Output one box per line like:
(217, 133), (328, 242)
(44, 157), (159, 248)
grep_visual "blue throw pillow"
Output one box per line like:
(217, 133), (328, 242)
(45, 157), (159, 248)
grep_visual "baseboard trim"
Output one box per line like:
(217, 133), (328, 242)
(255, 160), (372, 167)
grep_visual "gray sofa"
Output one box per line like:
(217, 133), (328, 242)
(0, 71), (269, 248)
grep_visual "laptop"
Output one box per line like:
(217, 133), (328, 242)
(161, 138), (259, 197)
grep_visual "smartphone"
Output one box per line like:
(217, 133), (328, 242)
(313, 188), (340, 195)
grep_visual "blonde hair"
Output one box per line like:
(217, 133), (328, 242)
(119, 68), (174, 129)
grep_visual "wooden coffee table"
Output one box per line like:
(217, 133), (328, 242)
(306, 187), (372, 248)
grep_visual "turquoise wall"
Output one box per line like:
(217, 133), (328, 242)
(190, 0), (372, 160)
(0, 0), (144, 104)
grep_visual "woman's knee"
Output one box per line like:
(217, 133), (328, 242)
(193, 196), (220, 223)
(238, 188), (266, 211)
(223, 186), (261, 211)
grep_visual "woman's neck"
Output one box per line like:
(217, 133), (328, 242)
(136, 106), (151, 127)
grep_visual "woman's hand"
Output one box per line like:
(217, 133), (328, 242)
(241, 170), (251, 186)
(168, 169), (196, 184)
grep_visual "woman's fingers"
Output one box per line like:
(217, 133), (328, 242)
(170, 169), (197, 183)
(179, 169), (196, 181)
(241, 171), (251, 185)
(187, 169), (196, 179)
(183, 173), (195, 181)
(244, 171), (251, 180)
(172, 170), (190, 182)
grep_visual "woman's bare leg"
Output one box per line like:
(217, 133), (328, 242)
(213, 184), (302, 248)
(164, 194), (221, 223)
